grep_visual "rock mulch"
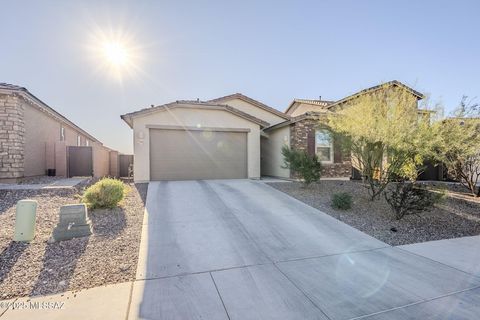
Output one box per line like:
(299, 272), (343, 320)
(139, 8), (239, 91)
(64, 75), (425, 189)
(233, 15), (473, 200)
(268, 180), (480, 246)
(17, 176), (67, 185)
(0, 183), (147, 300)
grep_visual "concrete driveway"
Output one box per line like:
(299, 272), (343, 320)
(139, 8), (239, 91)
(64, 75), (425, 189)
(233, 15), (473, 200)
(129, 180), (480, 320)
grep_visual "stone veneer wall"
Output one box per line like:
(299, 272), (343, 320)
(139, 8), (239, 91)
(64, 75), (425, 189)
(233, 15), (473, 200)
(289, 116), (351, 178)
(0, 93), (25, 180)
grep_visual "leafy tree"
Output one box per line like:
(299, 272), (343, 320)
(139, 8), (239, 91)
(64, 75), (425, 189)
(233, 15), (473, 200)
(328, 83), (437, 200)
(282, 146), (322, 186)
(436, 97), (480, 197)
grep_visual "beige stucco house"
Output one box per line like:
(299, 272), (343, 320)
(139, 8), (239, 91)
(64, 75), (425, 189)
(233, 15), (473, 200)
(120, 94), (288, 182)
(121, 81), (425, 182)
(0, 83), (119, 182)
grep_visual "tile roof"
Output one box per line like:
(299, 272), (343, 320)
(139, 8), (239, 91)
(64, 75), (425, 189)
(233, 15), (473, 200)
(0, 82), (101, 143)
(285, 99), (334, 114)
(208, 93), (290, 120)
(264, 111), (329, 132)
(327, 80), (424, 110)
(291, 99), (333, 107)
(0, 83), (27, 91)
(120, 100), (270, 129)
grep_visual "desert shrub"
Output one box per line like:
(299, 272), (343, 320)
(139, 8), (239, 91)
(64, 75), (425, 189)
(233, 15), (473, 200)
(331, 192), (352, 210)
(384, 182), (443, 220)
(81, 178), (128, 209)
(282, 146), (322, 186)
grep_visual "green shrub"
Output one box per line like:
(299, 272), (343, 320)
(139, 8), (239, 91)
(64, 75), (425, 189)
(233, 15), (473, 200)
(81, 178), (128, 209)
(384, 182), (443, 220)
(282, 146), (322, 186)
(331, 192), (352, 210)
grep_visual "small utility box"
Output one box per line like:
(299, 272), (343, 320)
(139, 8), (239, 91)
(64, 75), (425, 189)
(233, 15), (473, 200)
(14, 200), (38, 242)
(49, 204), (92, 243)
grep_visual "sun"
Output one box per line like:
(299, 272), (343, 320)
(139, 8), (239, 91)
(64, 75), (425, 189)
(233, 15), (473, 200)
(86, 27), (142, 81)
(101, 41), (129, 67)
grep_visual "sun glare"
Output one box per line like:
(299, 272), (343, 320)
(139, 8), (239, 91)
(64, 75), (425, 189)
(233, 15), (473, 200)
(86, 27), (142, 81)
(102, 41), (129, 67)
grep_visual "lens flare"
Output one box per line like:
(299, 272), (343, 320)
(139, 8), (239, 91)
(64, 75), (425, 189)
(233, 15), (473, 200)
(85, 26), (143, 82)
(102, 41), (129, 67)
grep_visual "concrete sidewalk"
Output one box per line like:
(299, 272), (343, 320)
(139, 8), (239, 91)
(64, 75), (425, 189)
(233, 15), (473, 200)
(398, 235), (480, 277)
(0, 282), (132, 320)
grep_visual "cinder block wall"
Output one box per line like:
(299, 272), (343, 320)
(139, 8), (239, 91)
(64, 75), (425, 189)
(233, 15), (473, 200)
(0, 94), (25, 181)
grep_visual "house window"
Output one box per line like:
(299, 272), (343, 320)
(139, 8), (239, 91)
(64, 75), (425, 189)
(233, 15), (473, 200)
(86, 139), (89, 146)
(77, 135), (81, 146)
(315, 129), (333, 163)
(60, 127), (65, 141)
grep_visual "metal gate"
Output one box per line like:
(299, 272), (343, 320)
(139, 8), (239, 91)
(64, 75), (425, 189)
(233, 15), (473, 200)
(67, 146), (93, 177)
(119, 154), (133, 177)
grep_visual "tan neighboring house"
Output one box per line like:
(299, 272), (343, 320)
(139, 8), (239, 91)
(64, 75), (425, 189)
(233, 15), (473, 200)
(121, 81), (426, 182)
(0, 83), (119, 182)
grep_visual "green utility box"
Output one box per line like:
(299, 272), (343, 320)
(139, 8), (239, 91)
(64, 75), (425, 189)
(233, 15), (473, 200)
(13, 199), (38, 242)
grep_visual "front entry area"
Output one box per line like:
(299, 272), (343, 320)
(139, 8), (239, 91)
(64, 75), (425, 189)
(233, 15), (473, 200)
(149, 128), (248, 180)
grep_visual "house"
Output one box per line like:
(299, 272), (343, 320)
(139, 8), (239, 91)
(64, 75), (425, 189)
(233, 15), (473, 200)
(0, 83), (119, 182)
(121, 81), (425, 182)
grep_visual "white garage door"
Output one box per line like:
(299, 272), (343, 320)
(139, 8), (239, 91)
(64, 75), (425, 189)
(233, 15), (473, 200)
(149, 129), (248, 180)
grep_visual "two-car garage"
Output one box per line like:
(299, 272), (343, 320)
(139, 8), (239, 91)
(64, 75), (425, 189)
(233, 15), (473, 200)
(121, 101), (267, 182)
(149, 128), (248, 180)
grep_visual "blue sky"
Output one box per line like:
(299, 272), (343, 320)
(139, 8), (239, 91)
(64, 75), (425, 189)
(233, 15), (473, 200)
(1, 0), (479, 153)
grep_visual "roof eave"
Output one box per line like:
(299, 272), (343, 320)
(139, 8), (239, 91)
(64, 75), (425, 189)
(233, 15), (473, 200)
(327, 81), (425, 110)
(1, 86), (101, 143)
(284, 100), (298, 114)
(120, 114), (133, 128)
(120, 101), (270, 129)
(209, 93), (290, 120)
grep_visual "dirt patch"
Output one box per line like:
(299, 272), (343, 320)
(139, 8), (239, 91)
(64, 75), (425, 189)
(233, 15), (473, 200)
(268, 180), (480, 246)
(0, 183), (147, 299)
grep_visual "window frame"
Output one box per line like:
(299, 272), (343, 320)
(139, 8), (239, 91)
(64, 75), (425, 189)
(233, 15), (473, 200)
(314, 129), (334, 164)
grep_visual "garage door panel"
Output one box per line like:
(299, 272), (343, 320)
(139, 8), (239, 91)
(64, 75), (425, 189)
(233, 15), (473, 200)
(150, 129), (247, 180)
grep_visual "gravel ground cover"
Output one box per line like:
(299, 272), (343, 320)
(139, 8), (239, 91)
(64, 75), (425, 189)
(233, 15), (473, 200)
(0, 182), (147, 299)
(17, 176), (68, 185)
(268, 180), (480, 246)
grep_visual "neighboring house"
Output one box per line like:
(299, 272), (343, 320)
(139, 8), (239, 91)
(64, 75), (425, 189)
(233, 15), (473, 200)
(121, 80), (425, 182)
(0, 83), (119, 182)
